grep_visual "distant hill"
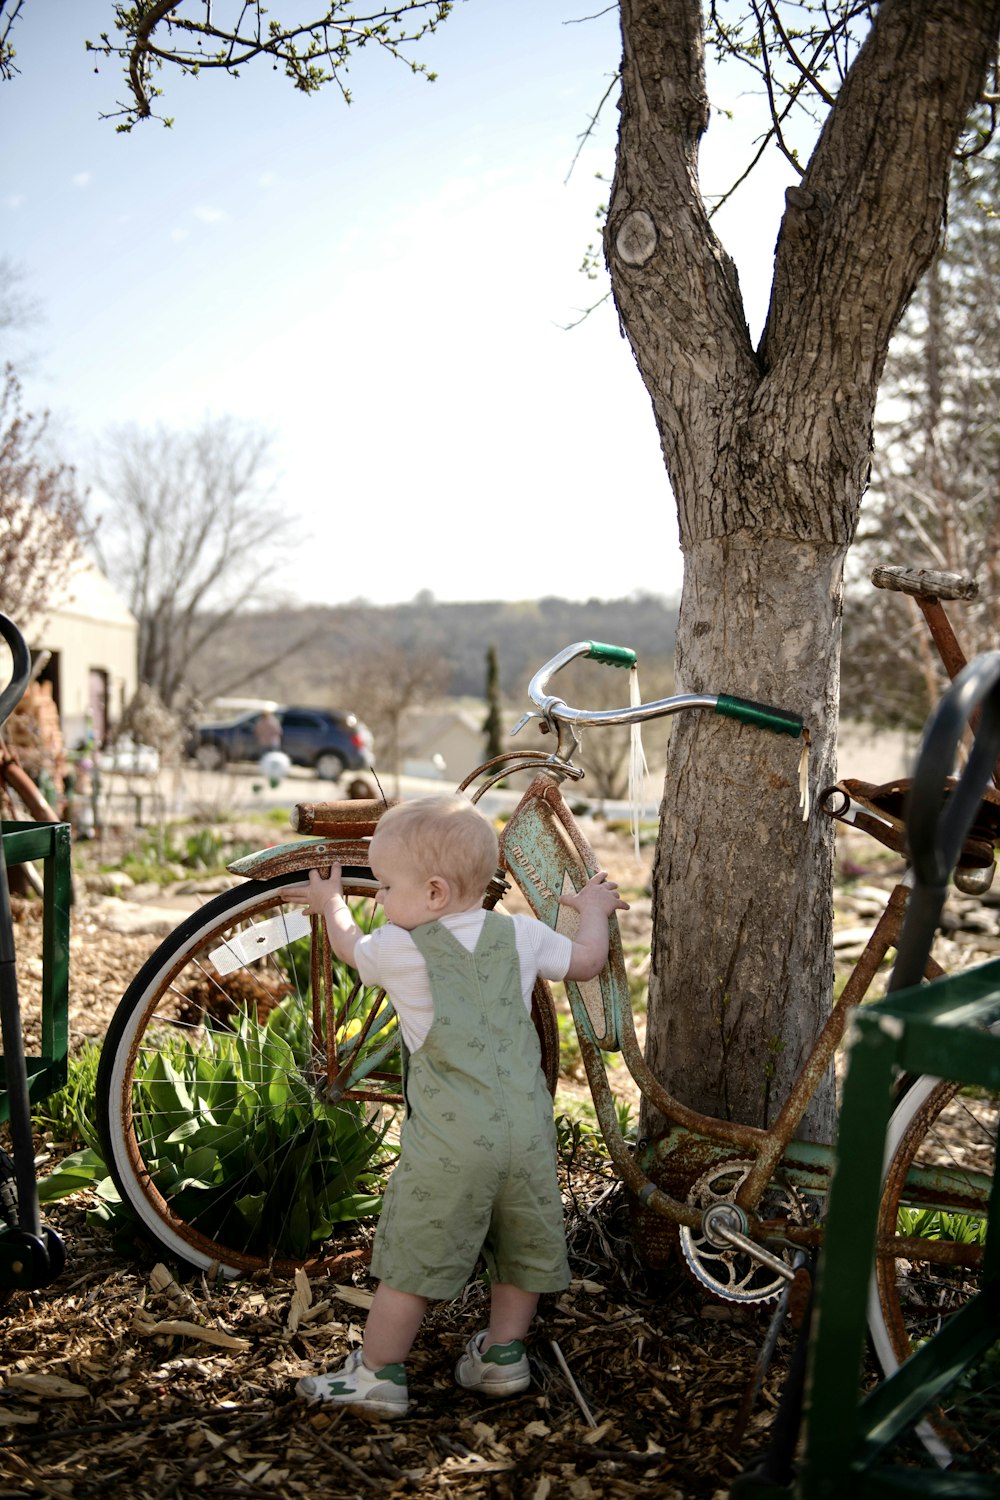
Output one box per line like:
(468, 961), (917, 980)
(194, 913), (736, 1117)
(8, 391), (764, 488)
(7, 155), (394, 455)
(189, 594), (679, 709)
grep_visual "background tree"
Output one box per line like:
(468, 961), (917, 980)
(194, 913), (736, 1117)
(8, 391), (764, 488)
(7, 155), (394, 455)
(331, 641), (449, 792)
(0, 258), (84, 630)
(0, 365), (90, 628)
(482, 644), (504, 763)
(16, 0), (999, 1141)
(94, 416), (290, 708)
(841, 129), (1000, 730)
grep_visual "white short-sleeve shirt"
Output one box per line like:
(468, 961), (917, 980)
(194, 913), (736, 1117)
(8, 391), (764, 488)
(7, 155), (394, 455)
(354, 908), (572, 1053)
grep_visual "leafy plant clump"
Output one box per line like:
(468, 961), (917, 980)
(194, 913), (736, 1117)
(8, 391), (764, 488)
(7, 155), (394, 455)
(37, 907), (401, 1264)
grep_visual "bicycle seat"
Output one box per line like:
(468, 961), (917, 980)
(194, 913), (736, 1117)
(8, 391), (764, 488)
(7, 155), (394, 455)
(823, 776), (1000, 870)
(290, 798), (398, 840)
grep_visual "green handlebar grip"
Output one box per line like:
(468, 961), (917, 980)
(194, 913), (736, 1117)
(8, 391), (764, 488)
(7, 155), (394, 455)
(585, 641), (637, 669)
(715, 694), (803, 738)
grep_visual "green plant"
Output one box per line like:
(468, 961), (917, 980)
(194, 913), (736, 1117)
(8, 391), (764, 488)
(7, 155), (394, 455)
(184, 828), (227, 868)
(555, 1004), (582, 1074)
(38, 904), (399, 1259)
(34, 1039), (103, 1149)
(897, 1204), (989, 1247)
(554, 1095), (634, 1167)
(39, 1006), (398, 1255)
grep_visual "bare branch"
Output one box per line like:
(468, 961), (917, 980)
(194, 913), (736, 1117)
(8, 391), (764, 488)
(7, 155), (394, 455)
(564, 71), (621, 184)
(559, 291), (613, 330)
(0, 0), (25, 81)
(0, 365), (92, 627)
(86, 1), (455, 130)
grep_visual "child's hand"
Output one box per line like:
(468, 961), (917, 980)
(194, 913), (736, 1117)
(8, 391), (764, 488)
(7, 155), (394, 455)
(280, 864), (345, 917)
(560, 872), (629, 983)
(559, 870), (629, 919)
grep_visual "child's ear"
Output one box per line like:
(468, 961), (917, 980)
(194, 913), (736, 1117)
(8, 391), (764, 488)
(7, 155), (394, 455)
(427, 875), (450, 909)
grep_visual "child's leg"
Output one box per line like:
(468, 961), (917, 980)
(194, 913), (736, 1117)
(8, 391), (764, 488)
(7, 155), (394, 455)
(363, 1283), (428, 1368)
(484, 1283), (539, 1349)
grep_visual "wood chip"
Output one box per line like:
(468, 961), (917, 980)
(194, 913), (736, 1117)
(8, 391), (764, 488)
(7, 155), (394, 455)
(131, 1315), (250, 1351)
(4, 1372), (90, 1399)
(286, 1267), (312, 1334)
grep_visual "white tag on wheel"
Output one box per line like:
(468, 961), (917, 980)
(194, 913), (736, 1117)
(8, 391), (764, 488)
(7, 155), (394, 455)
(208, 910), (310, 974)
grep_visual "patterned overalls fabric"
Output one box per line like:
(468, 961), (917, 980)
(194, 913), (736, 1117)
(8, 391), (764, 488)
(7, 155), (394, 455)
(369, 912), (570, 1300)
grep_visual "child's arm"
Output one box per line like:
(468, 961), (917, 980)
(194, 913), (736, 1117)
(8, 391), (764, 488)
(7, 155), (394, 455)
(559, 871), (629, 981)
(280, 865), (361, 966)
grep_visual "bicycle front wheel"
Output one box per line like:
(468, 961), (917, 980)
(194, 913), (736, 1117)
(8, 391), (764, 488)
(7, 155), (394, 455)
(869, 1066), (998, 1463)
(97, 872), (402, 1278)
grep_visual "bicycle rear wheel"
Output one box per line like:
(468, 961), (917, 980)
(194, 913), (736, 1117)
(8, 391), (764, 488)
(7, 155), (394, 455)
(869, 1066), (998, 1465)
(96, 872), (402, 1278)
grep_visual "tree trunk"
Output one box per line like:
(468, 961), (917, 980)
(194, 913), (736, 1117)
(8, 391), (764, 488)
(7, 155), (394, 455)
(607, 0), (1000, 1139)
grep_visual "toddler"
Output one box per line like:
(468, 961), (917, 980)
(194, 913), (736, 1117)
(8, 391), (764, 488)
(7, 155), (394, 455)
(283, 793), (627, 1417)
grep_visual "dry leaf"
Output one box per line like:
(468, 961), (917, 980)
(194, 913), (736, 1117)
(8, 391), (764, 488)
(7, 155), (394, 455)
(524, 1421), (551, 1439)
(0, 1408), (40, 1425)
(532, 1479), (551, 1500)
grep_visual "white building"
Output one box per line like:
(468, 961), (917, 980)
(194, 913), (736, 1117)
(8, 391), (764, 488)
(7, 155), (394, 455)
(25, 554), (138, 749)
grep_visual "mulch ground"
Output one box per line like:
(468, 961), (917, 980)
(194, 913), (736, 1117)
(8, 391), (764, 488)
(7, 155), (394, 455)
(5, 816), (952, 1500)
(1, 849), (796, 1500)
(0, 1176), (795, 1500)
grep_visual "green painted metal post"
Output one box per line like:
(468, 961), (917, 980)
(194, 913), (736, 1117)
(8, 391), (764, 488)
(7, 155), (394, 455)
(0, 820), (72, 1118)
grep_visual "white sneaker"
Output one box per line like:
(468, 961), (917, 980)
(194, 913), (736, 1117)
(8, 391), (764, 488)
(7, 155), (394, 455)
(455, 1331), (531, 1397)
(295, 1348), (409, 1417)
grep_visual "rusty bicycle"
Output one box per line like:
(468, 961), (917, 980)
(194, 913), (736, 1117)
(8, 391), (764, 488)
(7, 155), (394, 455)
(94, 569), (998, 1452)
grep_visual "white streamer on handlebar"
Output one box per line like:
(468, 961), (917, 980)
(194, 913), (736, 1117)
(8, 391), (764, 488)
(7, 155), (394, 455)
(628, 666), (649, 859)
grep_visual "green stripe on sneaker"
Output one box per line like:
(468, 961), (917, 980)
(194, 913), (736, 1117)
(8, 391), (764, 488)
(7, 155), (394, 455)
(483, 1343), (526, 1366)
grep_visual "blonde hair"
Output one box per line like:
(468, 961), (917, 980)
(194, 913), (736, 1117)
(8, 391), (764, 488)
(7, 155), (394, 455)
(372, 795), (499, 903)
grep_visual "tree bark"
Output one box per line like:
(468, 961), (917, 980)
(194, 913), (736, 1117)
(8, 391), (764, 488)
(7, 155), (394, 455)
(606, 0), (1000, 1139)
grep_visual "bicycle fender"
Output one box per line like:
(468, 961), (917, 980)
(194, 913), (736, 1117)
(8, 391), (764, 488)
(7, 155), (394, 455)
(227, 838), (374, 882)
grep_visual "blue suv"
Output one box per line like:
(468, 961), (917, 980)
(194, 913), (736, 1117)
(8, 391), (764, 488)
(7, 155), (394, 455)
(188, 706), (375, 781)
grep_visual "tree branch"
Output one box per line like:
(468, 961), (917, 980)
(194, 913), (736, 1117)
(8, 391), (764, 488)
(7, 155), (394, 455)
(761, 0), (1000, 405)
(87, 1), (454, 129)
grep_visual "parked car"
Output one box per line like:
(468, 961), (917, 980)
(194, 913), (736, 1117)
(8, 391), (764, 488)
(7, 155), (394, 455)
(187, 706), (374, 780)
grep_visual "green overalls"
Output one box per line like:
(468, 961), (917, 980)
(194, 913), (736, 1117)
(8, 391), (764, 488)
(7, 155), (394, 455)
(369, 912), (570, 1300)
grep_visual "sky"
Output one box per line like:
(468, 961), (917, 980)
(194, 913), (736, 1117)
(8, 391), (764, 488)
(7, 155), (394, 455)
(2, 1), (798, 609)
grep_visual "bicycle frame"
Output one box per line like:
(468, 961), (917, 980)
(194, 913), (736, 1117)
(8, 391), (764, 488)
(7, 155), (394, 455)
(224, 587), (997, 1281)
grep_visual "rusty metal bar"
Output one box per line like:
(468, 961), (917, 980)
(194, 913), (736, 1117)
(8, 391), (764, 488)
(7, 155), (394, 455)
(574, 1011), (702, 1231)
(736, 885), (912, 1212)
(916, 596), (970, 684)
(615, 973), (768, 1152)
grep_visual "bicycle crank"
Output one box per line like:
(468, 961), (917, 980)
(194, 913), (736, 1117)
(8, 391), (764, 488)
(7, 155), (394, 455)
(678, 1160), (801, 1304)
